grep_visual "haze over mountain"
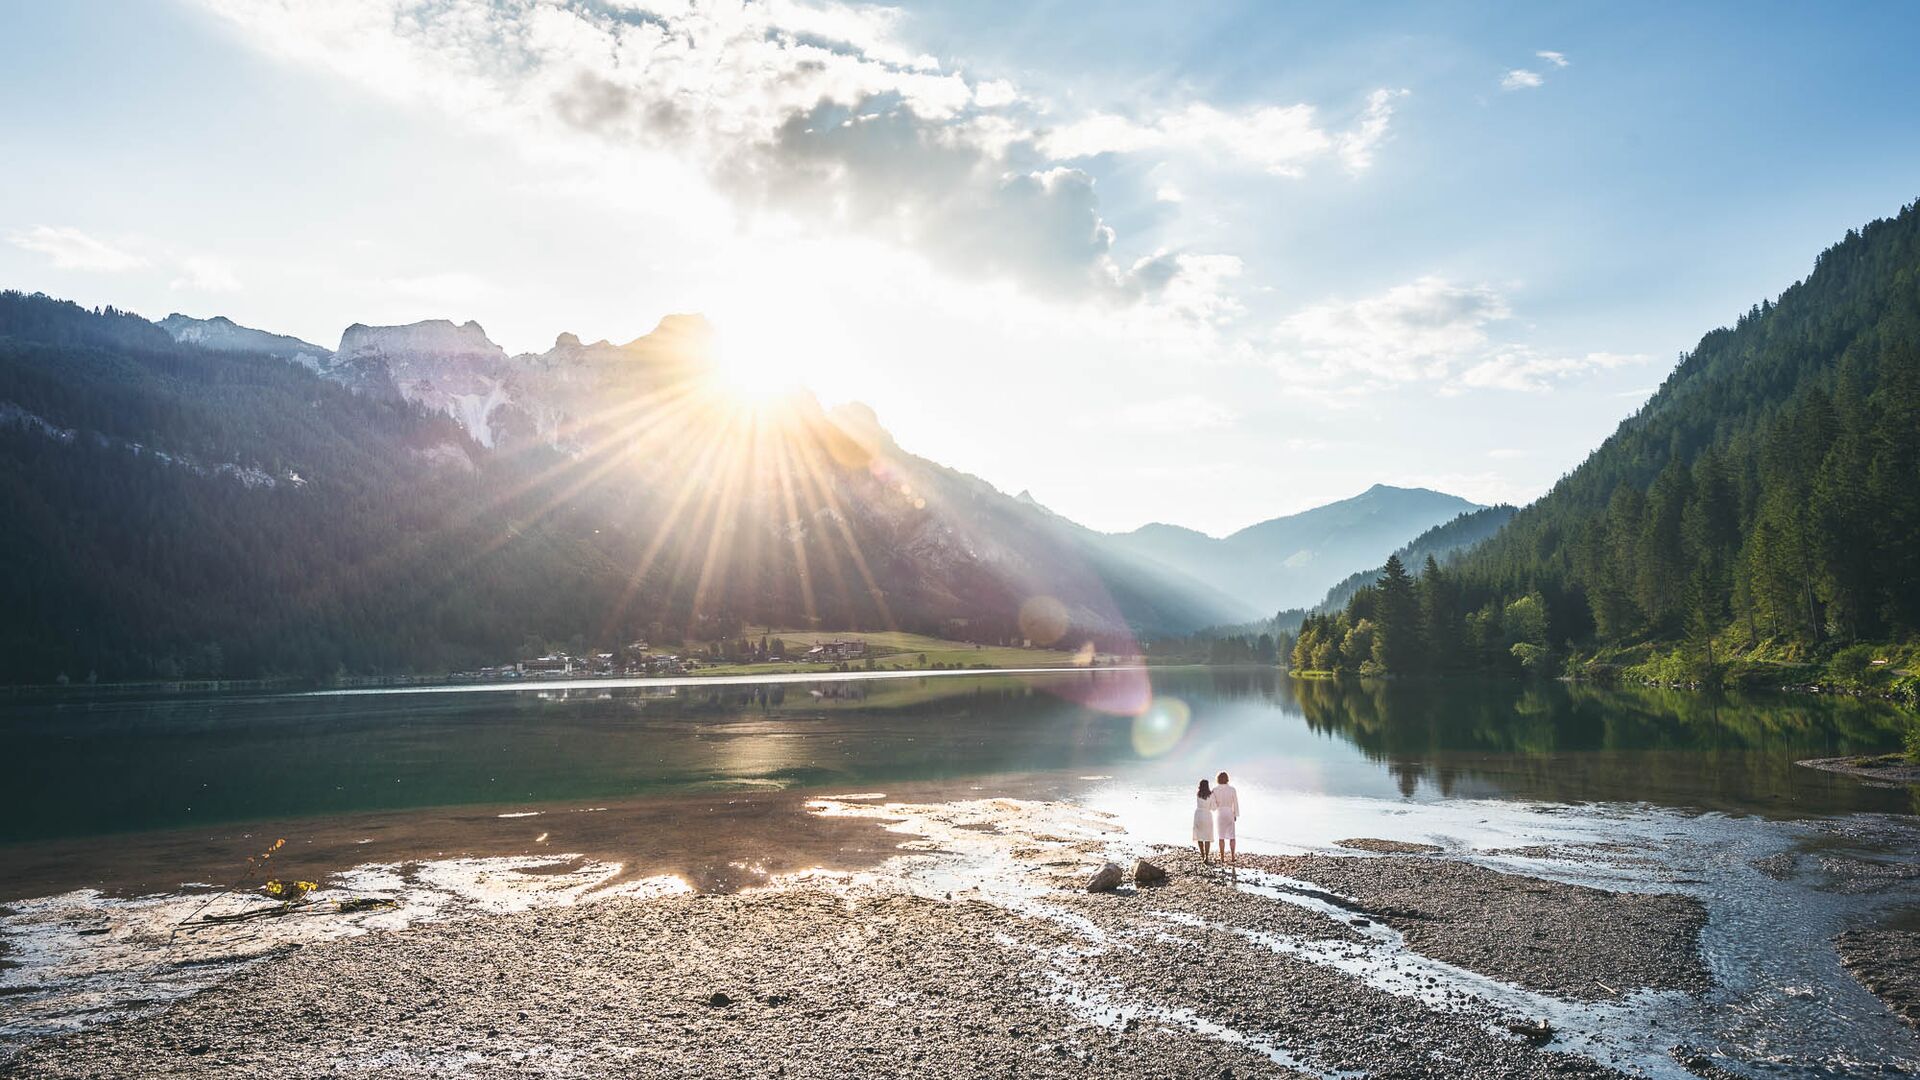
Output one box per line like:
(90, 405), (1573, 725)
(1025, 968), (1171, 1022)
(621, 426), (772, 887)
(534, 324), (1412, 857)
(1308, 504), (1519, 617)
(1100, 486), (1483, 616)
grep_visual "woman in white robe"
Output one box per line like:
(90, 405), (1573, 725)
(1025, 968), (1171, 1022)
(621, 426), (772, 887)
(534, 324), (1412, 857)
(1192, 778), (1216, 863)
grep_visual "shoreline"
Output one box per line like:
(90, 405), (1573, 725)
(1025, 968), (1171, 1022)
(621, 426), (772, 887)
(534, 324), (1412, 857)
(5, 780), (1920, 1072)
(1797, 754), (1920, 788)
(3, 812), (1712, 1079)
(3, 660), (1233, 705)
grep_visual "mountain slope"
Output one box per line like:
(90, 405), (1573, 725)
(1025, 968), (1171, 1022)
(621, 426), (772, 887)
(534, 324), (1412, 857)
(1451, 199), (1920, 651)
(0, 292), (1241, 683)
(1101, 484), (1483, 616)
(158, 314), (332, 367)
(1312, 504), (1518, 615)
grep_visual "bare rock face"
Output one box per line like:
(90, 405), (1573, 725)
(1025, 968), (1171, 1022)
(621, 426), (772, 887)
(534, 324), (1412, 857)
(1133, 859), (1169, 886)
(1086, 862), (1124, 893)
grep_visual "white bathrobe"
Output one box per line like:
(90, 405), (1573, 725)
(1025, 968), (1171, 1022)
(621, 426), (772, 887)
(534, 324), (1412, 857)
(1191, 793), (1216, 842)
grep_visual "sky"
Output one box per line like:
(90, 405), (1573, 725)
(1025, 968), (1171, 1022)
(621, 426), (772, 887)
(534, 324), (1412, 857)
(3, 2), (1918, 536)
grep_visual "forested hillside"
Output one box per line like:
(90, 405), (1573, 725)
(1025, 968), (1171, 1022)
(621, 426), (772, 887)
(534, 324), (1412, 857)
(0, 293), (620, 682)
(1293, 200), (1920, 683)
(1311, 505), (1517, 616)
(0, 292), (1239, 684)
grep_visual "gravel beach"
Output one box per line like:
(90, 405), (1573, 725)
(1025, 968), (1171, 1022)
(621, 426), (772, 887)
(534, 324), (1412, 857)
(1837, 928), (1920, 1031)
(3, 805), (1714, 1079)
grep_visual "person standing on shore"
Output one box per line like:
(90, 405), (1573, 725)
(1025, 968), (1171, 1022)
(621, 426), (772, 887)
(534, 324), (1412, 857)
(1192, 778), (1216, 863)
(1212, 772), (1240, 867)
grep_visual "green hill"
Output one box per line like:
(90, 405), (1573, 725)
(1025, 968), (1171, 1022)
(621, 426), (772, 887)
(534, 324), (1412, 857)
(1293, 199), (1920, 686)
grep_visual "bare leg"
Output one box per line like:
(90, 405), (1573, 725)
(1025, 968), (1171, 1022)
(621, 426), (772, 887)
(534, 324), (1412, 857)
(1228, 838), (1237, 865)
(1202, 841), (1212, 863)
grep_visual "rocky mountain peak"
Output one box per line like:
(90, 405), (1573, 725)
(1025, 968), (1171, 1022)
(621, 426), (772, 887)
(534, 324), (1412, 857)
(336, 319), (505, 364)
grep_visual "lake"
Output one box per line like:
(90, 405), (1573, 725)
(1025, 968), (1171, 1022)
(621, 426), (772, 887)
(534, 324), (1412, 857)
(4, 668), (1919, 1073)
(1, 668), (1910, 854)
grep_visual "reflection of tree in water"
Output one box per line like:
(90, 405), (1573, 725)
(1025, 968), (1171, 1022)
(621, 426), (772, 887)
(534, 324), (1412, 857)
(1278, 675), (1915, 813)
(1193, 667), (1285, 703)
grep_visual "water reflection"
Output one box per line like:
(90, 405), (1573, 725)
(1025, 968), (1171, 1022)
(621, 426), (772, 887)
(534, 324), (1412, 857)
(1282, 675), (1914, 814)
(0, 670), (1912, 851)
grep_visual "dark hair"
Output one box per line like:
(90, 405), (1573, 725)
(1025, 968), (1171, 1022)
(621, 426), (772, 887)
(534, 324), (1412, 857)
(1217, 771), (1230, 784)
(1197, 779), (1212, 798)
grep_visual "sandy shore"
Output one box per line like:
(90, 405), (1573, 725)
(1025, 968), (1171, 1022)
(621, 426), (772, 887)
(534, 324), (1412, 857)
(3, 791), (1716, 1079)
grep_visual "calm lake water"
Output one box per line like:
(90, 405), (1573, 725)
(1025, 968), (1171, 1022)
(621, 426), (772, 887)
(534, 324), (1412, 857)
(1, 668), (1911, 851)
(4, 668), (1919, 1074)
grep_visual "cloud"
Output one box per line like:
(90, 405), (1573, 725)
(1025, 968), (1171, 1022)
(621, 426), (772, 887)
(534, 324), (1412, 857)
(198, 0), (1296, 312)
(1154, 183), (1185, 204)
(1276, 276), (1511, 384)
(383, 271), (498, 308)
(8, 225), (146, 272)
(1122, 252), (1245, 323)
(1110, 393), (1237, 433)
(1536, 51), (1569, 68)
(972, 79), (1018, 108)
(1038, 89), (1407, 177)
(1459, 350), (1645, 392)
(1501, 69), (1544, 91)
(170, 255), (242, 292)
(1270, 277), (1645, 393)
(1335, 88), (1409, 172)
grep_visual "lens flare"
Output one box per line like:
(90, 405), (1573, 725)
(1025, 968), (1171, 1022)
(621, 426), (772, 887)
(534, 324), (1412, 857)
(1017, 595), (1070, 646)
(1130, 696), (1191, 758)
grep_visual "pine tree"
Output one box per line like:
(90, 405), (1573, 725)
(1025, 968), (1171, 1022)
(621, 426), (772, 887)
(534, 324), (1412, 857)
(1371, 555), (1420, 673)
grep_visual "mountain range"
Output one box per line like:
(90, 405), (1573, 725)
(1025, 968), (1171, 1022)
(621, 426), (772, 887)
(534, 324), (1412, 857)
(1097, 486), (1484, 616)
(147, 310), (1486, 624)
(0, 295), (1477, 682)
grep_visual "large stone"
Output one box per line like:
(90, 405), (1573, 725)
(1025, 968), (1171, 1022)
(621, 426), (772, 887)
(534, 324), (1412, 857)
(1133, 859), (1169, 886)
(1085, 862), (1124, 892)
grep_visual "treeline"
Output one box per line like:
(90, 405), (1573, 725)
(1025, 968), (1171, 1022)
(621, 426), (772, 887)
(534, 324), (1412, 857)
(1145, 631), (1282, 665)
(1310, 504), (1518, 617)
(1290, 555), (1552, 677)
(1438, 200), (1920, 673)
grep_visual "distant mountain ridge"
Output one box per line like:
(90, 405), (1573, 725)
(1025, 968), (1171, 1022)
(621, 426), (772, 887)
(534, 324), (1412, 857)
(155, 309), (1480, 627)
(2, 292), (1262, 682)
(0, 293), (1493, 682)
(1309, 504), (1518, 615)
(1098, 485), (1484, 616)
(157, 313), (331, 369)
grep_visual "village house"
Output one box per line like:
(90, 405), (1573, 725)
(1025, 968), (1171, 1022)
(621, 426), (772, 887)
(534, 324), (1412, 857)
(806, 640), (868, 662)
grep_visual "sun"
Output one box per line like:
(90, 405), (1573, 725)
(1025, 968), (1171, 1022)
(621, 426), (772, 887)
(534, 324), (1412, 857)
(708, 321), (805, 403)
(703, 274), (866, 407)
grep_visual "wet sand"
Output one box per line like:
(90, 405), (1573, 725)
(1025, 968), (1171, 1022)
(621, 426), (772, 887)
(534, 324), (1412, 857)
(0, 774), (1105, 904)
